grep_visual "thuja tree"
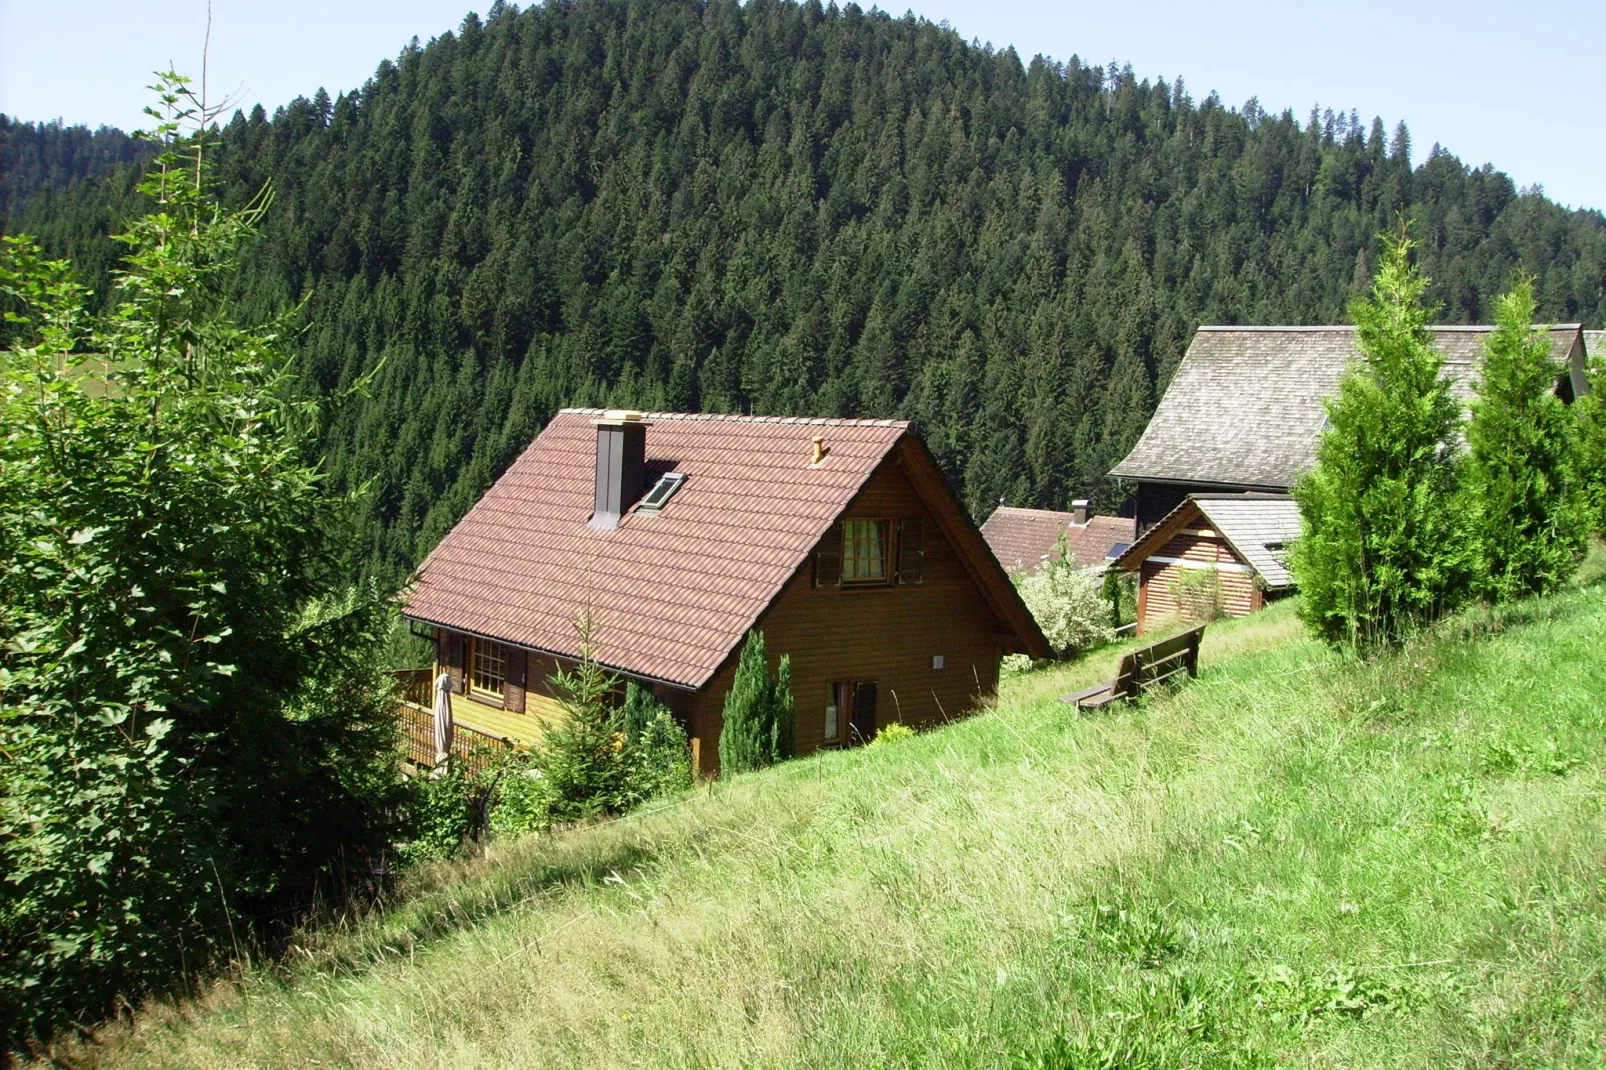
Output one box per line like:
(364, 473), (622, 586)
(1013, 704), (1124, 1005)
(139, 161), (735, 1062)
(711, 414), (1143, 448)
(1464, 278), (1589, 600)
(1576, 348), (1606, 534)
(718, 631), (795, 777)
(1291, 227), (1475, 650)
(0, 74), (401, 1044)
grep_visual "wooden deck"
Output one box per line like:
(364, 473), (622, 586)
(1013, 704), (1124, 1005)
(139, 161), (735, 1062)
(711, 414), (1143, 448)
(389, 668), (557, 777)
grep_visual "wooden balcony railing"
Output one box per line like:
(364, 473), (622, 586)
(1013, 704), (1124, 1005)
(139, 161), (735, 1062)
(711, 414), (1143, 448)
(389, 669), (515, 779)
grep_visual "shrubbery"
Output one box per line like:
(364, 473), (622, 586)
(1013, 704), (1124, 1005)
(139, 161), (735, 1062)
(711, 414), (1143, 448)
(1012, 537), (1118, 659)
(718, 631), (796, 776)
(1293, 228), (1476, 650)
(0, 76), (403, 1044)
(1169, 566), (1227, 622)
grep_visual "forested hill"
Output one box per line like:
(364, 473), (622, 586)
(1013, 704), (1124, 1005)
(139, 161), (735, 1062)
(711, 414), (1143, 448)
(0, 115), (153, 223)
(9, 0), (1606, 581)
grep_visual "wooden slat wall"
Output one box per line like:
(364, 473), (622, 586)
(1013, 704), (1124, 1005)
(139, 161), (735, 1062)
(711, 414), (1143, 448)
(691, 459), (1003, 775)
(1138, 540), (1257, 634)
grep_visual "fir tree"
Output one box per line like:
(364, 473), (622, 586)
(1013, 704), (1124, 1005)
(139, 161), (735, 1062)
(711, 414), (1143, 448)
(717, 630), (795, 776)
(1464, 277), (1589, 599)
(1292, 227), (1475, 650)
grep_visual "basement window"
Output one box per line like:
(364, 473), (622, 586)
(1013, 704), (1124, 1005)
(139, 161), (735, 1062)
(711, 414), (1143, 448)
(637, 472), (687, 515)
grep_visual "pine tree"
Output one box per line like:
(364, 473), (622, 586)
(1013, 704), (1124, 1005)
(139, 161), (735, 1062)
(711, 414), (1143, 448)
(717, 630), (795, 776)
(1464, 278), (1589, 599)
(1291, 227), (1475, 650)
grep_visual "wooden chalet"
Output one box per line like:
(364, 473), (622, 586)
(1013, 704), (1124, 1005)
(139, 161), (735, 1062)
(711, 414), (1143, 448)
(1111, 325), (1593, 532)
(402, 409), (1050, 775)
(980, 500), (1135, 575)
(1110, 493), (1302, 635)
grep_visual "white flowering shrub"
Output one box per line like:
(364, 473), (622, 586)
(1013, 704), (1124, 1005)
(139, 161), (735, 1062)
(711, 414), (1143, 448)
(1013, 539), (1118, 660)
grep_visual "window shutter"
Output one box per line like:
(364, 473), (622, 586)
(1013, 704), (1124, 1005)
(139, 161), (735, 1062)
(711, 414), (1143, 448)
(815, 521), (843, 587)
(897, 517), (925, 584)
(444, 632), (466, 694)
(503, 646), (528, 713)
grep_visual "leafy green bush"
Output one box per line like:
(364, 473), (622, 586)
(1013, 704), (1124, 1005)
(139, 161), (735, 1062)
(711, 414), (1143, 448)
(867, 721), (915, 747)
(1169, 566), (1227, 622)
(718, 631), (796, 776)
(1013, 536), (1118, 658)
(0, 76), (402, 1045)
(622, 693), (694, 805)
(398, 768), (483, 864)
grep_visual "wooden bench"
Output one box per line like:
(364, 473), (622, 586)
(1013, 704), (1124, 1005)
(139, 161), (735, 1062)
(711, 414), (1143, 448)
(1059, 625), (1205, 709)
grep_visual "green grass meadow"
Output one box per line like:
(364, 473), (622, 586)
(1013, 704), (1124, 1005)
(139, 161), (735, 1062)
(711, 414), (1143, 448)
(54, 577), (1606, 1068)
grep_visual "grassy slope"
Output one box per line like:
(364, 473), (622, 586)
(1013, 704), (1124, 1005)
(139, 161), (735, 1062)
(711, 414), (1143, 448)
(69, 584), (1606, 1069)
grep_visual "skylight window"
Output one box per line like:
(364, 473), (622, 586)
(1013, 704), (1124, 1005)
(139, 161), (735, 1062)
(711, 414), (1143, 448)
(637, 472), (687, 515)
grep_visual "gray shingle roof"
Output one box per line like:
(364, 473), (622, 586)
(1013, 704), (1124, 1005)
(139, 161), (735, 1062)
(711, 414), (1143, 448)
(1193, 495), (1302, 589)
(1111, 492), (1302, 589)
(1110, 325), (1587, 489)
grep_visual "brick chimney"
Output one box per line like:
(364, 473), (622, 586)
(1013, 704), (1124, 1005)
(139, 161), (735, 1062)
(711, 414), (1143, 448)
(1071, 499), (1090, 525)
(589, 410), (647, 530)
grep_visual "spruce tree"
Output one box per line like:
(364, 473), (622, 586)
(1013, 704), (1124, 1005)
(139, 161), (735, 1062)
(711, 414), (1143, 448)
(1291, 227), (1475, 650)
(717, 631), (795, 776)
(1464, 278), (1588, 599)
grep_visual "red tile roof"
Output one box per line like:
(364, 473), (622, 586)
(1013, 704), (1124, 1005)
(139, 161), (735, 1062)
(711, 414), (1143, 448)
(404, 410), (913, 689)
(981, 507), (1136, 574)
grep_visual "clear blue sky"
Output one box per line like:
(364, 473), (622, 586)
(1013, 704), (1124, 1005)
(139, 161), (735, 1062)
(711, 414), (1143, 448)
(2, 0), (1602, 211)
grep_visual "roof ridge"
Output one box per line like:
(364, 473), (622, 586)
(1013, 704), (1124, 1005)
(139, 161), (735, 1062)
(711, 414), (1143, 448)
(558, 408), (909, 428)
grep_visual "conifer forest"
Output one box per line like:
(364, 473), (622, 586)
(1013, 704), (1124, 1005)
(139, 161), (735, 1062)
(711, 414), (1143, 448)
(5, 0), (1605, 583)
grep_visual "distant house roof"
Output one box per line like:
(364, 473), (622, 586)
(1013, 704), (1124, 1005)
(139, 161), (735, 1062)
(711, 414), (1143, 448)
(1110, 325), (1588, 489)
(1113, 493), (1303, 589)
(980, 506), (1136, 574)
(404, 410), (1048, 689)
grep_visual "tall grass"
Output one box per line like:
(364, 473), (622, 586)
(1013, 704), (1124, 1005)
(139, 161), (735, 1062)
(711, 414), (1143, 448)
(43, 581), (1606, 1068)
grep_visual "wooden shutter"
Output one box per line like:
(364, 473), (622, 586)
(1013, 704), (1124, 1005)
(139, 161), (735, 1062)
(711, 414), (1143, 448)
(503, 646), (528, 713)
(443, 631), (466, 694)
(897, 517), (924, 584)
(851, 681), (878, 744)
(815, 521), (843, 587)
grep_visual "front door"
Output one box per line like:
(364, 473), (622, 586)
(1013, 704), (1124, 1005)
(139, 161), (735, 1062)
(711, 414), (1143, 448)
(850, 680), (878, 745)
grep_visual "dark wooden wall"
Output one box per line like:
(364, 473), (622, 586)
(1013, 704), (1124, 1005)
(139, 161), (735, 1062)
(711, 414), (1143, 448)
(687, 456), (1006, 776)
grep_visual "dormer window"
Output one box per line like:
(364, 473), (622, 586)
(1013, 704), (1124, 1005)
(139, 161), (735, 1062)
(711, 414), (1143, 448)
(637, 472), (687, 515)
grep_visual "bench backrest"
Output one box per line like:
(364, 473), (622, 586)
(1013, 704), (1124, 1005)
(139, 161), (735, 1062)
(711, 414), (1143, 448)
(1113, 625), (1205, 699)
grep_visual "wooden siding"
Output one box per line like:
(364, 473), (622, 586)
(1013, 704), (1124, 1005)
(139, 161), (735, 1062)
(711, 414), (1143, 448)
(689, 457), (1004, 775)
(1137, 545), (1256, 634)
(433, 634), (570, 746)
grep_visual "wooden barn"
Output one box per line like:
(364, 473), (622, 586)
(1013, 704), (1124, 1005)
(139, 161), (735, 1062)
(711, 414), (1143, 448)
(980, 500), (1136, 575)
(1110, 493), (1302, 634)
(403, 409), (1050, 775)
(1111, 325), (1592, 533)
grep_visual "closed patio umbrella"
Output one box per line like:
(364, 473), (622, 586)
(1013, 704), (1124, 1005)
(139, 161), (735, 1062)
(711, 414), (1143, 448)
(433, 670), (455, 772)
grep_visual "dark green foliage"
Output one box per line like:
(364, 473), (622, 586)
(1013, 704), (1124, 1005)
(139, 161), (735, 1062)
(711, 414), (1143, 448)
(0, 77), (402, 1045)
(10, 0), (1606, 584)
(718, 631), (795, 776)
(1576, 351), (1606, 533)
(1465, 278), (1589, 599)
(1292, 229), (1475, 649)
(0, 114), (153, 225)
(491, 665), (691, 836)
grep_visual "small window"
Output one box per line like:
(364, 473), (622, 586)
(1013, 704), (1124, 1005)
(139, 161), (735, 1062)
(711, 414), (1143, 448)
(1106, 542), (1130, 559)
(469, 637), (508, 697)
(637, 471), (687, 514)
(841, 519), (889, 583)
